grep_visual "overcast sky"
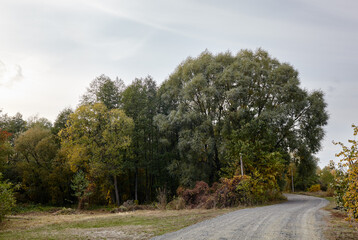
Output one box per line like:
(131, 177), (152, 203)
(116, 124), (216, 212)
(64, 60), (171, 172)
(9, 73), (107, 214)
(0, 0), (357, 168)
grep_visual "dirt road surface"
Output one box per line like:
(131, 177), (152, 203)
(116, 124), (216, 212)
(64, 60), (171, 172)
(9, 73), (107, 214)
(152, 194), (329, 240)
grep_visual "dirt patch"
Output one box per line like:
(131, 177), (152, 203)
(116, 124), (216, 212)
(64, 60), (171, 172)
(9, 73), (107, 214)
(52, 225), (154, 240)
(1, 212), (113, 231)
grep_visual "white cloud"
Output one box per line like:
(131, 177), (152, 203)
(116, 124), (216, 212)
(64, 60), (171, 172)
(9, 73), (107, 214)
(0, 61), (23, 87)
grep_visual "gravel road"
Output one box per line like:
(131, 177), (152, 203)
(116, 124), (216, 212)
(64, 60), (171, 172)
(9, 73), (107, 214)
(151, 194), (329, 240)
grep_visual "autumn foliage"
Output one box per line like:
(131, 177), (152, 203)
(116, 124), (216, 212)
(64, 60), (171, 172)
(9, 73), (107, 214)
(308, 184), (321, 192)
(334, 124), (358, 221)
(0, 49), (328, 210)
(179, 175), (284, 209)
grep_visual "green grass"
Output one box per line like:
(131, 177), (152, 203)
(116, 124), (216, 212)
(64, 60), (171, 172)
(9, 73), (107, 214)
(11, 203), (61, 214)
(0, 208), (236, 240)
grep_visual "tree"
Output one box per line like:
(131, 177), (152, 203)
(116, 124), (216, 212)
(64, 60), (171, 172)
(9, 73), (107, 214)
(60, 103), (134, 206)
(0, 112), (26, 181)
(80, 74), (124, 109)
(0, 173), (16, 222)
(121, 76), (159, 202)
(156, 49), (328, 191)
(52, 107), (73, 136)
(27, 115), (52, 129)
(14, 126), (59, 203)
(0, 112), (27, 144)
(15, 126), (57, 170)
(334, 124), (358, 221)
(0, 129), (12, 169)
(156, 51), (233, 185)
(318, 163), (335, 191)
(71, 170), (92, 209)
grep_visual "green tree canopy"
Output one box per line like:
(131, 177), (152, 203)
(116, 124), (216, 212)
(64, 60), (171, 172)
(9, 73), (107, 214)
(60, 103), (134, 205)
(156, 49), (328, 189)
(80, 74), (124, 109)
(52, 107), (73, 136)
(121, 76), (161, 201)
(14, 126), (59, 203)
(0, 112), (27, 144)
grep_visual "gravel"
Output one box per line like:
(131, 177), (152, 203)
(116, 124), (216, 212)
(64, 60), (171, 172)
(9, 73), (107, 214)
(151, 194), (329, 240)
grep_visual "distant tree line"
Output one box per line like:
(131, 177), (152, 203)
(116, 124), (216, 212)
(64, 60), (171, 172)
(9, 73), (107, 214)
(0, 49), (328, 208)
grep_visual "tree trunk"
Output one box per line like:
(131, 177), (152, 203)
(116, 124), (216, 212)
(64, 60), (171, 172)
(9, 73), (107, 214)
(78, 197), (83, 210)
(145, 168), (149, 202)
(114, 175), (120, 206)
(135, 167), (138, 201)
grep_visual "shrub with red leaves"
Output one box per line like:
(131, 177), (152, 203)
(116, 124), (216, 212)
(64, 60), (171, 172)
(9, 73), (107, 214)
(179, 176), (253, 209)
(181, 181), (209, 208)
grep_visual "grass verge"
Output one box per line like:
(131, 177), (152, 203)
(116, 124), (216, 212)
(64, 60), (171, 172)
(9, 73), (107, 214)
(323, 197), (358, 240)
(0, 207), (241, 240)
(297, 191), (358, 240)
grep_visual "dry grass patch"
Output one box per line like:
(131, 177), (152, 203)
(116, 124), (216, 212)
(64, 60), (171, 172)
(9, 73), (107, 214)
(0, 208), (239, 240)
(323, 197), (358, 240)
(296, 191), (358, 240)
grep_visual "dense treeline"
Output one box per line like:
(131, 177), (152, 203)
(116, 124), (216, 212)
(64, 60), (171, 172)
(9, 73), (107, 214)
(0, 49), (328, 209)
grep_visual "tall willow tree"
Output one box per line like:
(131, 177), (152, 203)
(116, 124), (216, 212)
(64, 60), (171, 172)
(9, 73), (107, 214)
(156, 49), (328, 189)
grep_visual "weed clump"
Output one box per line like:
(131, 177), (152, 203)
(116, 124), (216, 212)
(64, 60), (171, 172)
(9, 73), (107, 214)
(166, 197), (186, 210)
(53, 207), (76, 215)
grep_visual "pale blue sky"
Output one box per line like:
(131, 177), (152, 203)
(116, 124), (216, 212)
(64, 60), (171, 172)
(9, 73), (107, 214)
(0, 0), (357, 167)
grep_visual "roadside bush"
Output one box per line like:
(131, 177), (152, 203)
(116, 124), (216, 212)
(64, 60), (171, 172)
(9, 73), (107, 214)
(181, 181), (209, 208)
(216, 175), (252, 207)
(308, 184), (321, 192)
(178, 175), (283, 209)
(217, 173), (282, 206)
(0, 173), (17, 222)
(343, 162), (358, 220)
(332, 172), (348, 209)
(166, 197), (186, 210)
(333, 124), (358, 221)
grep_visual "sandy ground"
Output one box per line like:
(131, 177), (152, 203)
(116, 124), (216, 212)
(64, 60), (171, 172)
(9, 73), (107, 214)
(152, 194), (329, 240)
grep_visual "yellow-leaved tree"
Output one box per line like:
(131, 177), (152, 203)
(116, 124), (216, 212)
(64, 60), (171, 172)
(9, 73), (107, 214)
(334, 124), (358, 221)
(59, 103), (134, 207)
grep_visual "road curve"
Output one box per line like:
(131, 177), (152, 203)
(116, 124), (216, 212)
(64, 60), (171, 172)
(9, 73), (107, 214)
(151, 194), (329, 240)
